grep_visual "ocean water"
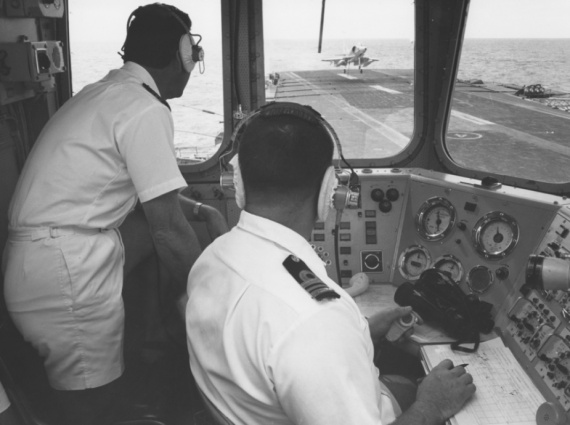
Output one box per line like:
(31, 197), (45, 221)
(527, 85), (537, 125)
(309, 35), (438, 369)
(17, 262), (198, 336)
(70, 38), (570, 155)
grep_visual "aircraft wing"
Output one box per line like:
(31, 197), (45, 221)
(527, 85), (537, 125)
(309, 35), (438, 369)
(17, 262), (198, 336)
(321, 57), (350, 67)
(360, 57), (379, 67)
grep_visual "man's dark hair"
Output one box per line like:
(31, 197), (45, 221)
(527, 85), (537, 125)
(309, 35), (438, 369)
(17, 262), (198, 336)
(122, 3), (191, 69)
(238, 112), (334, 200)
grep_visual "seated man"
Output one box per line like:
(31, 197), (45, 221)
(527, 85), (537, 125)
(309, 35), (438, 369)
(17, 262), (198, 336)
(186, 102), (475, 425)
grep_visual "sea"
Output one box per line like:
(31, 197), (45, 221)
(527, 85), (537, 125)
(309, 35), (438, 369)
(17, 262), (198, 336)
(70, 38), (570, 157)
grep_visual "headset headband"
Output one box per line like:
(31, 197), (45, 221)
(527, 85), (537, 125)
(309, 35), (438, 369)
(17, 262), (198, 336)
(220, 102), (342, 172)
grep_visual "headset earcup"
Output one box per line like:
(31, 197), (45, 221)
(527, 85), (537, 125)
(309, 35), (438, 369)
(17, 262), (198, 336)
(179, 35), (195, 73)
(317, 166), (337, 222)
(230, 156), (246, 209)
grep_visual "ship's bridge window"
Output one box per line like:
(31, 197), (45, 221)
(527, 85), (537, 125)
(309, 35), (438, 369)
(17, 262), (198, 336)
(69, 1), (223, 165)
(263, 0), (415, 161)
(448, 0), (570, 184)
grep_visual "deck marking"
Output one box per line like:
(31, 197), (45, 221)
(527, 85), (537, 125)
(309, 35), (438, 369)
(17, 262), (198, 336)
(338, 73), (358, 80)
(290, 72), (409, 149)
(371, 85), (402, 95)
(447, 132), (483, 140)
(451, 110), (495, 126)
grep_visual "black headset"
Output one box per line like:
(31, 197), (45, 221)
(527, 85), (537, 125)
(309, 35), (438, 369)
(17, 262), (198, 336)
(220, 102), (341, 172)
(158, 3), (204, 70)
(219, 102), (360, 220)
(124, 3), (204, 73)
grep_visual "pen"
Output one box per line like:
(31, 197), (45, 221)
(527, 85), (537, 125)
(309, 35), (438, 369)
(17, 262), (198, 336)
(458, 363), (469, 368)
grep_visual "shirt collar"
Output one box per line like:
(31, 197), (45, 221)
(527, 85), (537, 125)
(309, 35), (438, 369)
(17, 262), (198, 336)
(237, 211), (317, 261)
(121, 62), (162, 97)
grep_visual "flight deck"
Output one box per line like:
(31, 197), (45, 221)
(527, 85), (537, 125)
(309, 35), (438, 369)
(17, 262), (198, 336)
(269, 69), (570, 181)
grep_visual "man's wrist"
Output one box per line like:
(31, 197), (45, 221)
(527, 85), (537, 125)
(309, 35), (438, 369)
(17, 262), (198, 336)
(193, 202), (204, 218)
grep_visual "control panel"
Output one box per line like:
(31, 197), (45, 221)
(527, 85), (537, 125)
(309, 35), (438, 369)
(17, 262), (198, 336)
(207, 167), (570, 419)
(495, 205), (570, 420)
(310, 168), (564, 296)
(310, 168), (409, 286)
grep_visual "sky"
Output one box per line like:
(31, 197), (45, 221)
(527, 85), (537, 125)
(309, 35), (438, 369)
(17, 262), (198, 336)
(69, 0), (570, 44)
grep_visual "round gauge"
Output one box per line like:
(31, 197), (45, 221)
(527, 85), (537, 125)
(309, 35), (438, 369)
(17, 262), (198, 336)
(433, 255), (464, 283)
(472, 211), (519, 259)
(467, 265), (494, 294)
(398, 245), (432, 281)
(416, 197), (456, 241)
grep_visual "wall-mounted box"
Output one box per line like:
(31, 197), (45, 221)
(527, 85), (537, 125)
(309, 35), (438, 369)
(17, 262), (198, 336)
(0, 40), (65, 82)
(4, 0), (64, 18)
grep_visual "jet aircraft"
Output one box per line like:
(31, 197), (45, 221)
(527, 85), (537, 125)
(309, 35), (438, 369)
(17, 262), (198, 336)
(321, 44), (379, 73)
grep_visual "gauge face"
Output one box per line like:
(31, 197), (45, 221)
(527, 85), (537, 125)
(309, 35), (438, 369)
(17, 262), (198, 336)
(433, 255), (464, 283)
(416, 197), (456, 241)
(467, 265), (494, 294)
(398, 245), (432, 281)
(472, 211), (519, 259)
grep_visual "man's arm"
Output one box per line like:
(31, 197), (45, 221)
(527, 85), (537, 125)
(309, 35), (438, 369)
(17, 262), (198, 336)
(366, 305), (413, 344)
(391, 360), (475, 425)
(272, 307), (474, 425)
(272, 307), (390, 425)
(141, 190), (203, 294)
(177, 193), (229, 240)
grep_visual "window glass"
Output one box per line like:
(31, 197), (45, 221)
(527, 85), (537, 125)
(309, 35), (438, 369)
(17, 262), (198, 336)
(263, 0), (414, 160)
(448, 0), (570, 183)
(69, 1), (223, 165)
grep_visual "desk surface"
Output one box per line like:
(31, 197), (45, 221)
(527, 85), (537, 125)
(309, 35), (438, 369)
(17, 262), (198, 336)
(352, 284), (398, 318)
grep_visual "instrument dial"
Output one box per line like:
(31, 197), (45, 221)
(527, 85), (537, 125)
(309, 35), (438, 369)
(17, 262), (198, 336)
(398, 245), (432, 281)
(416, 197), (456, 241)
(467, 265), (494, 294)
(472, 211), (519, 259)
(433, 255), (464, 283)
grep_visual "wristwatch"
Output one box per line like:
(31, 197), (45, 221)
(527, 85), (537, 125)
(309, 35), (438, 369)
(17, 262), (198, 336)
(193, 202), (204, 217)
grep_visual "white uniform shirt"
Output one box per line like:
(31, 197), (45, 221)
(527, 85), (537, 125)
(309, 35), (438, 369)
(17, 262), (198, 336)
(8, 61), (187, 230)
(186, 211), (398, 425)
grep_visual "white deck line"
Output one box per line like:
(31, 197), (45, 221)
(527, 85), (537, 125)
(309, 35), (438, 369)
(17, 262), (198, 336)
(451, 110), (495, 126)
(290, 72), (409, 148)
(370, 85), (402, 94)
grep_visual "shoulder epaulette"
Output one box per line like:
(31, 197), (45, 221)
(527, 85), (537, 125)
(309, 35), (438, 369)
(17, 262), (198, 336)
(283, 255), (340, 301)
(142, 83), (171, 111)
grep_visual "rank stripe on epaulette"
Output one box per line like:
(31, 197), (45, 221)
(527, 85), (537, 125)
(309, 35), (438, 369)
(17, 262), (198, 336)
(283, 255), (340, 301)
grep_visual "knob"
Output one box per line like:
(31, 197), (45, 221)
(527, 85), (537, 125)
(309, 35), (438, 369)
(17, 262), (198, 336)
(371, 188), (385, 202)
(363, 254), (381, 270)
(457, 222), (467, 231)
(379, 200), (392, 213)
(536, 402), (566, 425)
(386, 188), (399, 202)
(495, 266), (509, 280)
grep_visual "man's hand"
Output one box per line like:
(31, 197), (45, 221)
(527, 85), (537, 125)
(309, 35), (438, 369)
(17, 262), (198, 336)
(366, 305), (413, 344)
(200, 204), (230, 240)
(415, 360), (476, 422)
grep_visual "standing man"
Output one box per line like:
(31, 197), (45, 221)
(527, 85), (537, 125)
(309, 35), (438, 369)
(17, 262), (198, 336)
(186, 102), (475, 425)
(2, 4), (227, 425)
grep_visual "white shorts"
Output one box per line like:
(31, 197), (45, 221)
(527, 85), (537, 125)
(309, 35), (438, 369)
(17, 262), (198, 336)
(2, 228), (125, 390)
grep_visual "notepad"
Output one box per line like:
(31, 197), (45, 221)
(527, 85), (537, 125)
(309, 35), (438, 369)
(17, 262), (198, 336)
(421, 338), (546, 425)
